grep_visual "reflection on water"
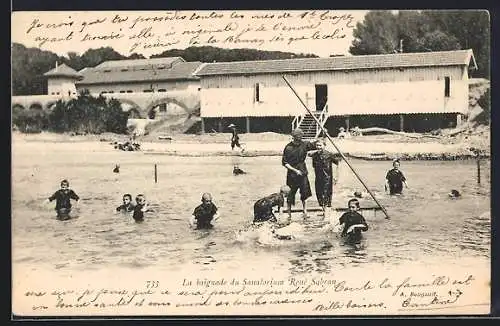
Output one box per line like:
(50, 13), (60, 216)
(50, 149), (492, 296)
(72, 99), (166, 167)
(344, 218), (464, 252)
(12, 143), (491, 275)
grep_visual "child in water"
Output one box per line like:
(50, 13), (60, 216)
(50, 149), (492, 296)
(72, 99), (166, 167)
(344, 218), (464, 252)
(385, 159), (409, 195)
(132, 194), (149, 222)
(308, 139), (341, 215)
(47, 179), (80, 220)
(189, 193), (220, 229)
(116, 193), (135, 213)
(253, 185), (291, 223)
(337, 198), (369, 244)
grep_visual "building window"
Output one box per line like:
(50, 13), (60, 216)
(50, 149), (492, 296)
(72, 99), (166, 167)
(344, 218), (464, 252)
(108, 91), (114, 93)
(158, 89), (167, 92)
(127, 90), (133, 93)
(119, 90), (126, 93)
(143, 89), (153, 93)
(254, 83), (260, 102)
(444, 76), (450, 97)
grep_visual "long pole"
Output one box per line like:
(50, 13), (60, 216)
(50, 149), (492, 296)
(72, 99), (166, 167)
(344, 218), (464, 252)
(282, 75), (391, 220)
(477, 155), (481, 184)
(154, 164), (158, 183)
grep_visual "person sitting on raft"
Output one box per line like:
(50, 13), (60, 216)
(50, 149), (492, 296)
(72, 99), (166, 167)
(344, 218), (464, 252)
(253, 185), (291, 223)
(189, 193), (220, 229)
(47, 179), (80, 220)
(338, 198), (369, 244)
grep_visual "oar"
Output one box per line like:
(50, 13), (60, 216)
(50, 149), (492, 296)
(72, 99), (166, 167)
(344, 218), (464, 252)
(282, 75), (391, 220)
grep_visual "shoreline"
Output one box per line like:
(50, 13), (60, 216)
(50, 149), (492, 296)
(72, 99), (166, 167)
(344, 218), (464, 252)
(12, 131), (490, 161)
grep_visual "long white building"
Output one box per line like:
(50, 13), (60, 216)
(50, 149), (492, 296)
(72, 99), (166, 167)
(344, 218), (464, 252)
(194, 49), (477, 136)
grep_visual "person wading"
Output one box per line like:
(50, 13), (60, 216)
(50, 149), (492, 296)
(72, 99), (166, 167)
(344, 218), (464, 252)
(282, 128), (317, 223)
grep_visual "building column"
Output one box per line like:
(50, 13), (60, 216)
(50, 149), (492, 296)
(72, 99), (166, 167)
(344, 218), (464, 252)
(345, 116), (350, 131)
(246, 117), (251, 133)
(399, 114), (404, 132)
(456, 114), (463, 127)
(200, 118), (205, 134)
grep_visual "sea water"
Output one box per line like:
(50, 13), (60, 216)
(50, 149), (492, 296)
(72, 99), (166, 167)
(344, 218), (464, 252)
(12, 140), (491, 275)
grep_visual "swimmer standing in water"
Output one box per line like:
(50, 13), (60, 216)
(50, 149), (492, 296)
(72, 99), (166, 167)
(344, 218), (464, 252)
(189, 193), (220, 229)
(47, 179), (80, 220)
(385, 159), (409, 195)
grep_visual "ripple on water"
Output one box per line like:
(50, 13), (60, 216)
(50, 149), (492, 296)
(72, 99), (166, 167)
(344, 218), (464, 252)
(12, 156), (491, 274)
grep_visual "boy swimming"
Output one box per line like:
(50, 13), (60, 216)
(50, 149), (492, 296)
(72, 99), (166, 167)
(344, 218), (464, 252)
(47, 179), (80, 220)
(189, 193), (220, 229)
(337, 198), (369, 244)
(132, 194), (148, 222)
(116, 193), (135, 213)
(253, 185), (291, 223)
(385, 159), (409, 195)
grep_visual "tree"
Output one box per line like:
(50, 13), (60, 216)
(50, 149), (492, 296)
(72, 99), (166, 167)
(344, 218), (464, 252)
(349, 11), (400, 54)
(349, 10), (490, 78)
(12, 43), (59, 95)
(151, 46), (318, 62)
(79, 47), (126, 67)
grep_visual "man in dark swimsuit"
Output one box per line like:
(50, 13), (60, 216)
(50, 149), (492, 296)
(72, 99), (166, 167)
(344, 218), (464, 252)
(282, 128), (317, 222)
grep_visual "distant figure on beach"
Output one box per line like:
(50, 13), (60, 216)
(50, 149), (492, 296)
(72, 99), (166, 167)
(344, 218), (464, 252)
(282, 128), (318, 222)
(116, 193), (135, 213)
(448, 189), (461, 199)
(113, 164), (120, 173)
(233, 165), (247, 175)
(253, 185), (291, 223)
(350, 126), (363, 137)
(228, 124), (242, 151)
(189, 193), (219, 229)
(308, 139), (341, 216)
(132, 194), (149, 222)
(47, 179), (79, 220)
(337, 127), (350, 139)
(385, 159), (408, 195)
(338, 198), (369, 244)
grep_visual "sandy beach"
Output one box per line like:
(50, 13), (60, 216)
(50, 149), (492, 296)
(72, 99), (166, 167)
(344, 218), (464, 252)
(12, 126), (490, 160)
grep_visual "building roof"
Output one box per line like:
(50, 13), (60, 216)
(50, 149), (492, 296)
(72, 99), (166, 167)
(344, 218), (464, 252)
(77, 59), (203, 85)
(195, 49), (476, 76)
(44, 63), (83, 79)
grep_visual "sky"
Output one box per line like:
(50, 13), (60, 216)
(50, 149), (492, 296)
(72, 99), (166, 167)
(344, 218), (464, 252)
(11, 10), (368, 58)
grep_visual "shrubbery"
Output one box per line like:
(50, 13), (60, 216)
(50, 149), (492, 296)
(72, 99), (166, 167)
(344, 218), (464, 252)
(475, 88), (491, 125)
(12, 108), (49, 133)
(13, 90), (130, 134)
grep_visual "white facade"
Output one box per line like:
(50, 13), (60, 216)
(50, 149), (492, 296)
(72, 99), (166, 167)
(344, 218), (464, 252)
(47, 77), (79, 96)
(199, 65), (469, 118)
